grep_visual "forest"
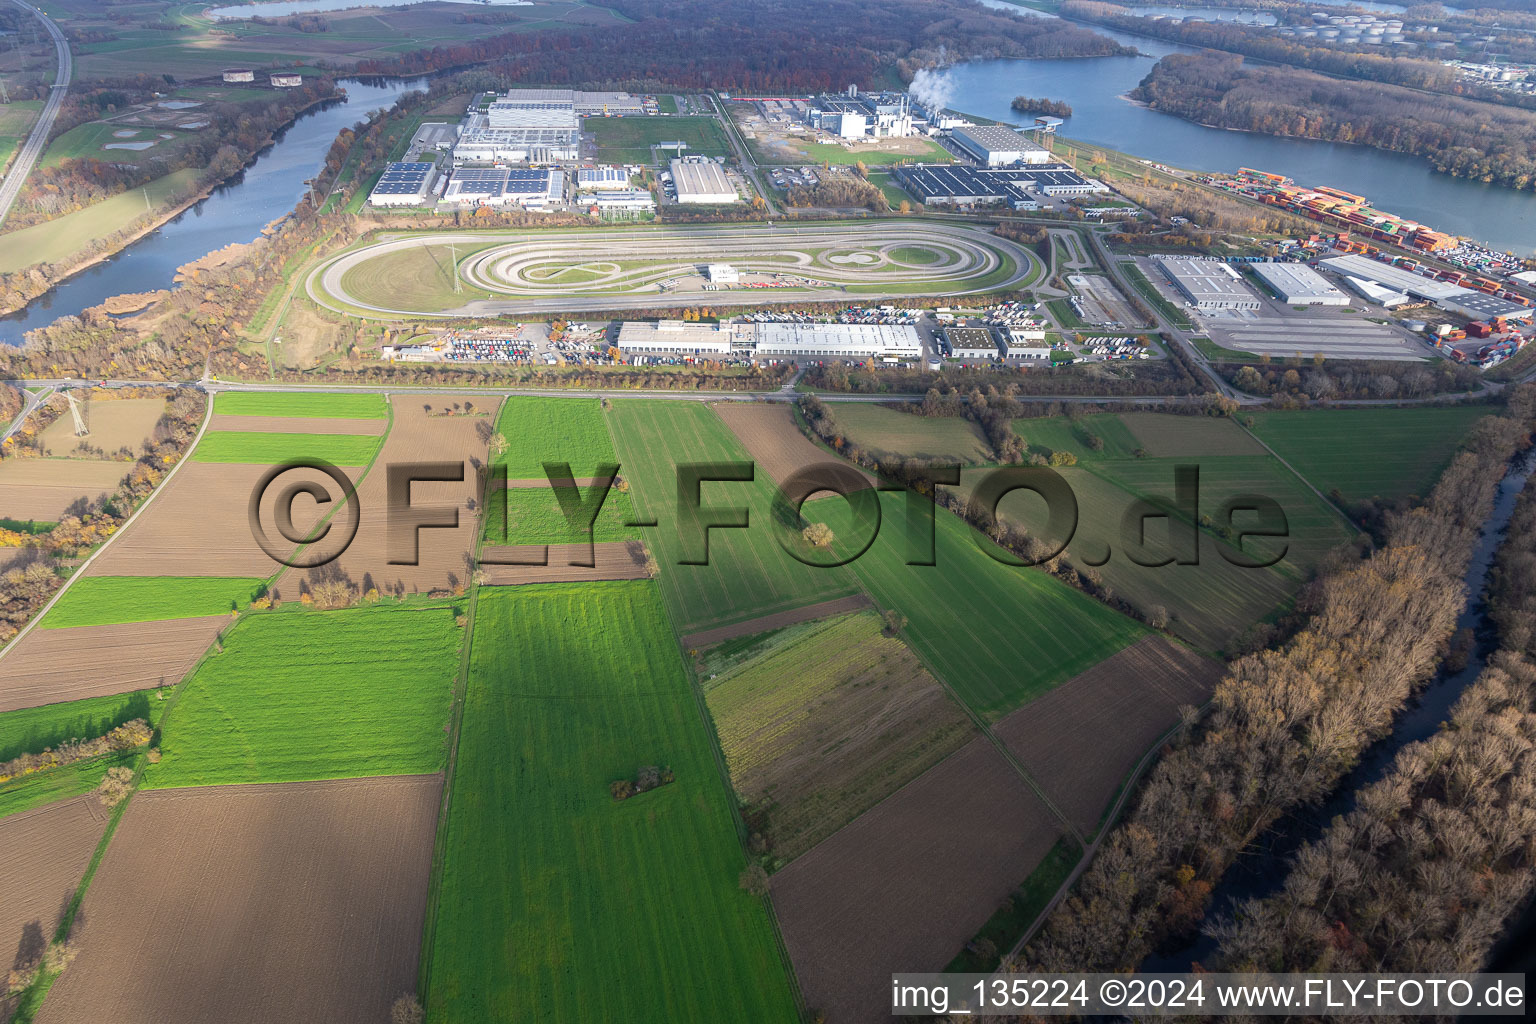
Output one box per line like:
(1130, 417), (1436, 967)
(1011, 96), (1073, 117)
(1019, 387), (1536, 972)
(350, 0), (1133, 90)
(1132, 53), (1536, 191)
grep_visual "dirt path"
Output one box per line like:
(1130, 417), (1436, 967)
(679, 593), (871, 649)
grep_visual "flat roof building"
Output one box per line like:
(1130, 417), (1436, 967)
(1251, 262), (1348, 305)
(368, 161), (438, 207)
(616, 320), (747, 357)
(1320, 254), (1534, 320)
(756, 323), (921, 360)
(670, 159), (737, 204)
(944, 326), (1000, 359)
(950, 125), (1052, 166)
(576, 166), (632, 191)
(589, 189), (655, 211)
(1154, 256), (1262, 310)
(452, 127), (579, 164)
(706, 264), (738, 283)
(443, 167), (564, 207)
(894, 164), (1105, 207)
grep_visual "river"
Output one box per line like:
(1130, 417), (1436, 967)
(0, 77), (426, 346)
(1145, 447), (1536, 971)
(966, 1), (1536, 254)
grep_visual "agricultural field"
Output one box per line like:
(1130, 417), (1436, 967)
(994, 637), (1223, 836)
(1012, 412), (1142, 462)
(485, 483), (638, 545)
(40, 577), (266, 629)
(493, 396), (617, 479)
(190, 430), (383, 466)
(714, 401), (865, 495)
(211, 392), (388, 419)
(35, 777), (439, 1024)
(702, 610), (975, 862)
(772, 736), (1063, 1024)
(144, 606), (460, 789)
(0, 616), (230, 714)
(0, 689), (163, 819)
(586, 114), (730, 164)
(36, 396), (165, 458)
(1247, 405), (1491, 504)
(428, 582), (799, 1023)
(608, 400), (862, 634)
(0, 168), (202, 273)
(809, 491), (1147, 719)
(1120, 411), (1265, 458)
(0, 797), (108, 990)
(0, 459), (132, 521)
(830, 404), (993, 463)
(0, 99), (42, 173)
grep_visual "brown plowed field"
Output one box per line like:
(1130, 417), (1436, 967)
(274, 397), (496, 597)
(0, 616), (228, 713)
(0, 797), (108, 975)
(208, 414), (390, 436)
(38, 398), (165, 458)
(714, 402), (872, 499)
(36, 775), (441, 1024)
(679, 593), (872, 649)
(87, 462), (359, 577)
(0, 460), (132, 521)
(772, 737), (1062, 1024)
(480, 540), (650, 585)
(994, 637), (1224, 837)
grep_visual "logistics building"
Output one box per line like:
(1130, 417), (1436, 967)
(452, 127), (579, 163)
(755, 323), (921, 360)
(893, 164), (1106, 208)
(443, 168), (564, 208)
(1251, 262), (1349, 305)
(1320, 254), (1535, 321)
(1154, 256), (1262, 311)
(576, 167), (632, 191)
(943, 327), (1001, 359)
(615, 320), (751, 357)
(949, 125), (1052, 166)
(491, 88), (648, 117)
(669, 159), (737, 204)
(367, 162), (439, 207)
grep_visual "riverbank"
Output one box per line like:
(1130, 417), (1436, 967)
(0, 90), (344, 321)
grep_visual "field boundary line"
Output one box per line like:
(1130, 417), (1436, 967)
(416, 394), (503, 1009)
(0, 392), (214, 667)
(1234, 418), (1363, 536)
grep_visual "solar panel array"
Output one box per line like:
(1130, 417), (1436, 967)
(370, 162), (434, 197)
(896, 164), (1096, 202)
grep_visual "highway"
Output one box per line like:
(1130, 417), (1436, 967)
(0, 1), (70, 228)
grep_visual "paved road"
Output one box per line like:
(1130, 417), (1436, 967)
(0, 1), (70, 228)
(1, 382), (48, 442)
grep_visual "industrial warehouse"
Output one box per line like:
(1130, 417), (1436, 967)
(668, 158), (738, 204)
(441, 168), (565, 208)
(1319, 254), (1536, 322)
(366, 162), (439, 207)
(949, 125), (1053, 166)
(894, 164), (1107, 208)
(1154, 256), (1263, 310)
(1250, 262), (1349, 306)
(612, 321), (921, 360)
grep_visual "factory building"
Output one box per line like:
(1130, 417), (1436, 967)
(1007, 327), (1051, 361)
(489, 88), (648, 117)
(615, 320), (750, 357)
(367, 161), (438, 207)
(452, 127), (579, 164)
(443, 168), (565, 208)
(894, 164), (1106, 208)
(755, 323), (922, 361)
(576, 167), (632, 191)
(1320, 254), (1535, 321)
(588, 190), (655, 212)
(950, 125), (1052, 167)
(669, 158), (737, 204)
(1154, 256), (1262, 311)
(943, 327), (1001, 360)
(1251, 262), (1348, 306)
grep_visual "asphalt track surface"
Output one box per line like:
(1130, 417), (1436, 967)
(310, 222), (1040, 318)
(0, 2), (70, 228)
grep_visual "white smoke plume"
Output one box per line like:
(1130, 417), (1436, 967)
(908, 67), (954, 114)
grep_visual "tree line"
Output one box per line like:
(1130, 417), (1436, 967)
(1016, 386), (1536, 972)
(1132, 52), (1536, 191)
(1207, 451), (1536, 974)
(1011, 96), (1073, 117)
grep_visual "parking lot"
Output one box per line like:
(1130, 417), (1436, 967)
(1068, 273), (1145, 329)
(1203, 307), (1429, 361)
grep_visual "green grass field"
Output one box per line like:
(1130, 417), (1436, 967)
(191, 431), (383, 465)
(0, 689), (165, 819)
(427, 582), (799, 1023)
(493, 397), (618, 479)
(0, 99), (42, 173)
(1248, 406), (1491, 503)
(1012, 413), (1142, 462)
(586, 115), (730, 163)
(609, 401), (861, 633)
(144, 607), (460, 788)
(213, 391), (388, 419)
(486, 485), (638, 544)
(41, 122), (192, 169)
(832, 404), (994, 464)
(0, 168), (202, 273)
(1121, 412), (1264, 458)
(810, 491), (1146, 719)
(41, 577), (266, 629)
(336, 243), (494, 313)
